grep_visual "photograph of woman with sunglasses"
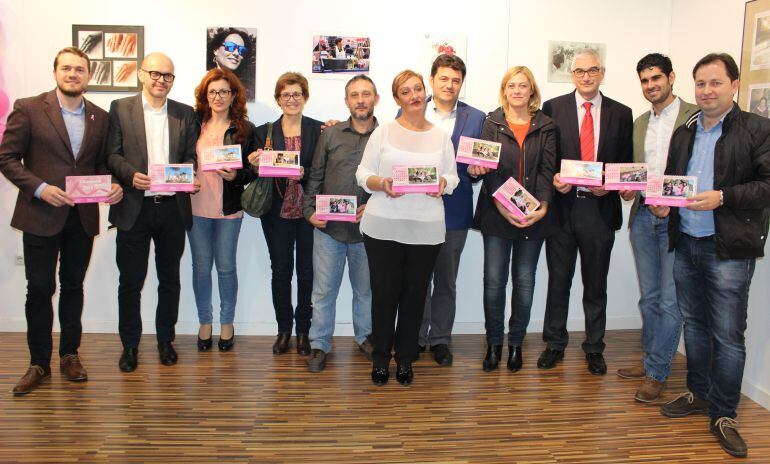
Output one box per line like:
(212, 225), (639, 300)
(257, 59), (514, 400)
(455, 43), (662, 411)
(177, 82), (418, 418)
(206, 27), (257, 101)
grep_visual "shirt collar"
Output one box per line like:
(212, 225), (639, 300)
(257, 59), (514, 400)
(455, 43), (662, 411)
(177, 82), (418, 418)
(430, 99), (458, 118)
(142, 93), (168, 113)
(575, 91), (602, 109)
(342, 116), (379, 135)
(651, 96), (680, 118)
(696, 106), (731, 132)
(57, 94), (85, 115)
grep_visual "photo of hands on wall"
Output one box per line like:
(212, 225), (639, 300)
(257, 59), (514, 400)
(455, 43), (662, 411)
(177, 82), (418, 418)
(73, 25), (144, 91)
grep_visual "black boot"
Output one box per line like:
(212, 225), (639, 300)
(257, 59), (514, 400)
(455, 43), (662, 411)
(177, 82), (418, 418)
(507, 345), (522, 372)
(482, 345), (502, 372)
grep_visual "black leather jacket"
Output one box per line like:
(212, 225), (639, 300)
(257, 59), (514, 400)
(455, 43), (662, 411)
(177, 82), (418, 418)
(666, 104), (770, 259)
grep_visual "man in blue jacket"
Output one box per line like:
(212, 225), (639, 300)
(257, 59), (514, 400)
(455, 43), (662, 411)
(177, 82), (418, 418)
(419, 54), (485, 365)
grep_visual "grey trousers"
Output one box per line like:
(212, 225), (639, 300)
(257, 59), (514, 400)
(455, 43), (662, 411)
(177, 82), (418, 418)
(419, 229), (469, 346)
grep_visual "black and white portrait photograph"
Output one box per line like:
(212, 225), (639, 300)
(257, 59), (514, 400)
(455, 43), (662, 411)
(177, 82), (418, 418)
(206, 27), (257, 101)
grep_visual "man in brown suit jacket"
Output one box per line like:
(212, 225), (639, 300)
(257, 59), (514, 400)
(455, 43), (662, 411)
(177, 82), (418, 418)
(0, 47), (123, 395)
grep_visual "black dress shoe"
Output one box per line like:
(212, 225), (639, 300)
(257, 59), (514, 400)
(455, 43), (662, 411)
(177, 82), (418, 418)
(272, 333), (291, 355)
(158, 342), (178, 366)
(482, 345), (503, 372)
(507, 345), (523, 372)
(432, 344), (453, 366)
(586, 353), (607, 375)
(218, 334), (235, 352)
(396, 363), (413, 385)
(537, 347), (564, 369)
(371, 367), (389, 386)
(197, 337), (213, 351)
(296, 334), (311, 356)
(119, 347), (138, 372)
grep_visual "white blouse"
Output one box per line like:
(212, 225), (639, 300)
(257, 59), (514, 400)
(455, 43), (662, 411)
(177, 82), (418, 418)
(355, 121), (459, 245)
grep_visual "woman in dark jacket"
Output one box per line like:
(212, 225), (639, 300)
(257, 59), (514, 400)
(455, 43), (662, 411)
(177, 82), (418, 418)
(249, 72), (323, 356)
(471, 65), (558, 372)
(190, 68), (256, 352)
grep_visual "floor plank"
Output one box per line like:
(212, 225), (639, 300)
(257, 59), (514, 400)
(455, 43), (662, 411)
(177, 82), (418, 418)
(0, 330), (768, 463)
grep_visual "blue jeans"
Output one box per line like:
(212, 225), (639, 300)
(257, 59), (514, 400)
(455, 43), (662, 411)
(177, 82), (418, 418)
(187, 216), (243, 325)
(674, 235), (755, 419)
(483, 235), (544, 346)
(630, 206), (681, 382)
(309, 229), (372, 353)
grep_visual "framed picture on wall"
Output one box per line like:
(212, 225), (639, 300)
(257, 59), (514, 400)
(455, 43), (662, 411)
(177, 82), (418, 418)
(72, 25), (144, 92)
(547, 40), (606, 83)
(206, 27), (257, 102)
(312, 34), (370, 77)
(739, 0), (770, 116)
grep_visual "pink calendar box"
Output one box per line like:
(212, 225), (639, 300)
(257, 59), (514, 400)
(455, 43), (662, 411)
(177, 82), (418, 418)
(456, 136), (501, 169)
(316, 195), (357, 222)
(492, 177), (540, 218)
(258, 150), (301, 178)
(149, 164), (195, 192)
(65, 175), (112, 203)
(644, 174), (697, 207)
(560, 159), (603, 187)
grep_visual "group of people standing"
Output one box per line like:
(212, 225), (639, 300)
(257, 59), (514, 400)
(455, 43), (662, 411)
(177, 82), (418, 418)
(0, 43), (768, 459)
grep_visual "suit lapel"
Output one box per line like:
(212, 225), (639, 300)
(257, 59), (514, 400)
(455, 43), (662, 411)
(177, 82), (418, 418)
(597, 94), (610, 161)
(129, 96), (149, 171)
(452, 104), (468, 147)
(566, 92), (581, 157)
(77, 99), (97, 160)
(168, 101), (180, 163)
(43, 91), (74, 160)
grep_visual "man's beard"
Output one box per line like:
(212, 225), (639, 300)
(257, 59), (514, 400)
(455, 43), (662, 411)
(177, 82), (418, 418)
(351, 108), (374, 121)
(58, 83), (85, 98)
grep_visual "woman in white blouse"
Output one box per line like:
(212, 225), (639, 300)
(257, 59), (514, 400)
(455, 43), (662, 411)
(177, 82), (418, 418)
(356, 70), (459, 386)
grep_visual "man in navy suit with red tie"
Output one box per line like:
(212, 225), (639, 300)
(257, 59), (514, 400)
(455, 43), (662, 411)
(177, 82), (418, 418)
(539, 48), (633, 375)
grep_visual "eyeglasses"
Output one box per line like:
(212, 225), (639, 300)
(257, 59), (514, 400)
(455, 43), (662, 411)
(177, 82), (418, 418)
(142, 69), (175, 82)
(207, 89), (232, 99)
(572, 67), (601, 78)
(279, 92), (304, 101)
(222, 41), (247, 55)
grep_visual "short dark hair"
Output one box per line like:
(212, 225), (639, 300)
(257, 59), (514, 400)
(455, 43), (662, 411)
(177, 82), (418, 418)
(274, 71), (309, 101)
(636, 53), (673, 76)
(53, 47), (90, 70)
(430, 54), (466, 80)
(692, 53), (740, 81)
(345, 74), (377, 96)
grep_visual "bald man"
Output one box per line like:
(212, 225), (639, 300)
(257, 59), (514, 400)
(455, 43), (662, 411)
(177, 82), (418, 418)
(106, 53), (199, 372)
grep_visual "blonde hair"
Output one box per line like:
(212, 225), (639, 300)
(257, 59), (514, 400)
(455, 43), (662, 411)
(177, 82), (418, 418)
(391, 69), (425, 99)
(499, 66), (541, 117)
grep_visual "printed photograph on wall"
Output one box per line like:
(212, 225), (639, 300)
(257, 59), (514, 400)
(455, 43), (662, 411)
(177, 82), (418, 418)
(312, 35), (370, 76)
(740, 1), (770, 110)
(72, 25), (143, 92)
(547, 40), (606, 83)
(423, 33), (468, 98)
(206, 27), (257, 102)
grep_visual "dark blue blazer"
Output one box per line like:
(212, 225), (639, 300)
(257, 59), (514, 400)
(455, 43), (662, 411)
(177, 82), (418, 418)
(398, 99), (485, 230)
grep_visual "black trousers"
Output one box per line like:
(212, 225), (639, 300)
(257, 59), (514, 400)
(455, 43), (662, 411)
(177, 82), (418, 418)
(23, 207), (93, 367)
(543, 196), (615, 354)
(259, 204), (314, 335)
(364, 235), (441, 368)
(117, 198), (186, 349)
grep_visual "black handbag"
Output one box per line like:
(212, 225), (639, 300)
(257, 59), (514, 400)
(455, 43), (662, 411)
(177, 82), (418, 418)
(241, 122), (274, 217)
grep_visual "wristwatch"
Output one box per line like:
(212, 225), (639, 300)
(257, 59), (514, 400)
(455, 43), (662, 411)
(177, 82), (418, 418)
(719, 189), (724, 207)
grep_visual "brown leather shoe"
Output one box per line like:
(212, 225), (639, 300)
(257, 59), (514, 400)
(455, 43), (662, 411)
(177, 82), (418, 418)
(60, 354), (88, 381)
(296, 334), (311, 356)
(635, 376), (665, 402)
(12, 365), (51, 396)
(272, 333), (291, 355)
(617, 363), (646, 379)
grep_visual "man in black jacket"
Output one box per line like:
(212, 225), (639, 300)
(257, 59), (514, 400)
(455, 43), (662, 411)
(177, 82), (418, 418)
(656, 53), (770, 459)
(539, 48), (633, 375)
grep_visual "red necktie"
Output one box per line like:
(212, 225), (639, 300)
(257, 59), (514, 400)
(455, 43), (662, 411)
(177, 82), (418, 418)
(580, 101), (594, 162)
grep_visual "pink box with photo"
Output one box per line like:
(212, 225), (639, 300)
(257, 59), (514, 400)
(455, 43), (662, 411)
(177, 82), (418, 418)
(316, 195), (358, 222)
(560, 159), (603, 187)
(604, 163), (648, 191)
(65, 175), (112, 203)
(644, 174), (697, 207)
(492, 177), (540, 219)
(391, 165), (440, 194)
(455, 136), (501, 169)
(149, 163), (195, 192)
(200, 145), (243, 172)
(258, 150), (301, 178)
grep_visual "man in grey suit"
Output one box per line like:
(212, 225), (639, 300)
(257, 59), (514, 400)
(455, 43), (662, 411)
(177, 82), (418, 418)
(106, 52), (199, 372)
(616, 53), (698, 403)
(0, 47), (122, 395)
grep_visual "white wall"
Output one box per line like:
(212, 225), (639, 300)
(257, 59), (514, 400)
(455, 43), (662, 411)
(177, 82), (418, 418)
(0, 0), (766, 407)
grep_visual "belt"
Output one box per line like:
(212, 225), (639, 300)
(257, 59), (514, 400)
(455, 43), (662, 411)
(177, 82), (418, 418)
(575, 189), (595, 199)
(681, 232), (714, 241)
(144, 194), (176, 203)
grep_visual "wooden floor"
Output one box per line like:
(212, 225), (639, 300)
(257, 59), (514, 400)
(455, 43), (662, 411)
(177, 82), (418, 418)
(0, 330), (769, 463)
